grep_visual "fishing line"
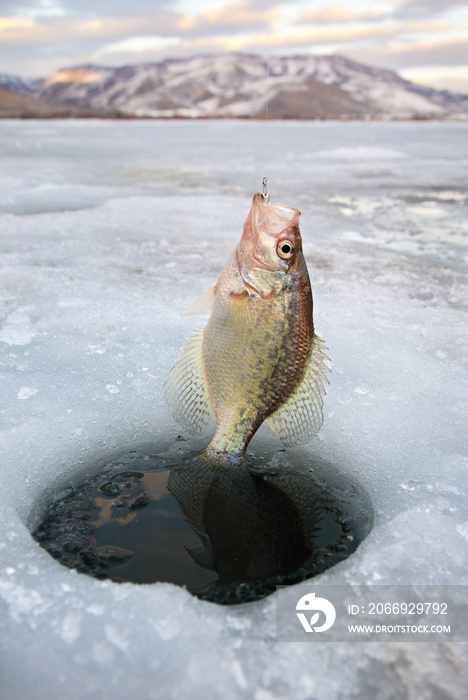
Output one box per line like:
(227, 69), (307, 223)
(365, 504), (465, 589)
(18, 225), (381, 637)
(261, 1), (273, 203)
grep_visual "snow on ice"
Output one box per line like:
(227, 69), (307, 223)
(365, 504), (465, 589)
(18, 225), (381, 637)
(0, 119), (467, 699)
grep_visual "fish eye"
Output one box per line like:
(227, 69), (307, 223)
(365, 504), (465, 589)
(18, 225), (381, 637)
(276, 239), (295, 260)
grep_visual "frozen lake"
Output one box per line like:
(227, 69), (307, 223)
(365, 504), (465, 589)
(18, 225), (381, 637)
(0, 119), (467, 698)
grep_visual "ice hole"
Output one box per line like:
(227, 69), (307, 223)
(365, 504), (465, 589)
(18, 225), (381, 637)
(32, 445), (373, 605)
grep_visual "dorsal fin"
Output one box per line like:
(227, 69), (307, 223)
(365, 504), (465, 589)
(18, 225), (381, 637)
(164, 328), (216, 437)
(268, 336), (330, 446)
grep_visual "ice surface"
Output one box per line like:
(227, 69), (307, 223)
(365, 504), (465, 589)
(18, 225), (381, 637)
(0, 119), (467, 699)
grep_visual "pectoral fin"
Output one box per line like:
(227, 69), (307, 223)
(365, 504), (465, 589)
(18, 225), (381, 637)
(268, 336), (330, 446)
(164, 328), (216, 437)
(182, 287), (216, 318)
(227, 291), (254, 329)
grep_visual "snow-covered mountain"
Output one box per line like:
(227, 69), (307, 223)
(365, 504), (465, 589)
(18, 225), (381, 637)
(0, 83), (114, 118)
(6, 53), (468, 120)
(0, 73), (37, 94)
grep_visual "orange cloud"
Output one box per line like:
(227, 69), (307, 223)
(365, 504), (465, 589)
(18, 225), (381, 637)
(207, 24), (401, 52)
(201, 0), (277, 27)
(0, 16), (34, 32)
(0, 13), (191, 45)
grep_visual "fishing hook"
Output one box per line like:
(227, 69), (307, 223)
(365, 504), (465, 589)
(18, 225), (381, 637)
(262, 176), (269, 204)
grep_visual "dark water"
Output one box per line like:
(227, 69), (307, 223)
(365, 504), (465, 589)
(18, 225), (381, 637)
(33, 449), (373, 605)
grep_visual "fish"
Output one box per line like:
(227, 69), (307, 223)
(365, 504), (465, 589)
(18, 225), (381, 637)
(165, 192), (329, 467)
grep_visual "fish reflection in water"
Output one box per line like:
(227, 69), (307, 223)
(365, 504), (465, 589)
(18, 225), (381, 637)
(167, 455), (372, 602)
(33, 451), (372, 605)
(168, 462), (312, 593)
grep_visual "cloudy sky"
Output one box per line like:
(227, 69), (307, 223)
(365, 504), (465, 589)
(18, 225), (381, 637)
(1, 0), (467, 91)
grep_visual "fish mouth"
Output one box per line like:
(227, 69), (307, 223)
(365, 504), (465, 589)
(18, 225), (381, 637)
(252, 194), (301, 233)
